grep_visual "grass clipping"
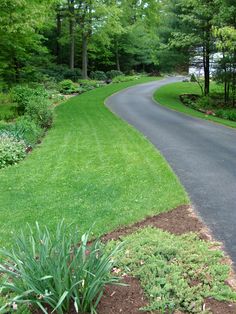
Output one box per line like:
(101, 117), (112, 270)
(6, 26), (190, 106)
(108, 227), (236, 313)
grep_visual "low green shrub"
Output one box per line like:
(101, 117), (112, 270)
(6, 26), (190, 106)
(58, 79), (77, 94)
(25, 96), (53, 129)
(0, 222), (123, 314)
(90, 71), (107, 81)
(0, 117), (43, 146)
(112, 75), (140, 83)
(40, 65), (82, 82)
(78, 80), (106, 91)
(14, 117), (43, 146)
(215, 108), (236, 121)
(0, 106), (17, 121)
(106, 70), (123, 79)
(0, 135), (27, 169)
(11, 85), (48, 115)
(108, 227), (236, 313)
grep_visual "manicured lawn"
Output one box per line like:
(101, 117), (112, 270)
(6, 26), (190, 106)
(0, 77), (188, 247)
(154, 82), (236, 128)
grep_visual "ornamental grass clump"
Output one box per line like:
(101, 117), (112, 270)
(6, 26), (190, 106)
(0, 222), (123, 314)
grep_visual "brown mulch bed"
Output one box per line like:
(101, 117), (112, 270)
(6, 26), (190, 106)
(97, 276), (150, 314)
(205, 298), (236, 314)
(101, 204), (209, 242)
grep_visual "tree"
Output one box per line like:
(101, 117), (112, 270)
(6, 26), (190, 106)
(169, 0), (219, 95)
(0, 0), (57, 84)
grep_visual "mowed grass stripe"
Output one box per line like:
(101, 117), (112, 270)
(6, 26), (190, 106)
(0, 78), (188, 247)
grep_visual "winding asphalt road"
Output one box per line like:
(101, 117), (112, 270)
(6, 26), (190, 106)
(106, 77), (236, 264)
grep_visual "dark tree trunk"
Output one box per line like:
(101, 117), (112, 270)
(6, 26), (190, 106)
(203, 46), (210, 96)
(203, 24), (211, 96)
(56, 11), (62, 64)
(115, 40), (120, 71)
(82, 32), (88, 79)
(69, 0), (75, 70)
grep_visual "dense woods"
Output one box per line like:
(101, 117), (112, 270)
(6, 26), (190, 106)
(0, 0), (235, 95)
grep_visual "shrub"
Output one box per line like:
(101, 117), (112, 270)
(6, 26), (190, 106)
(0, 135), (27, 169)
(78, 80), (106, 91)
(58, 79), (77, 94)
(90, 71), (107, 81)
(63, 68), (82, 81)
(11, 85), (48, 115)
(14, 117), (43, 146)
(215, 109), (236, 121)
(0, 222), (123, 314)
(190, 74), (197, 82)
(25, 96), (53, 129)
(41, 65), (82, 82)
(106, 70), (123, 79)
(112, 75), (139, 83)
(195, 96), (212, 109)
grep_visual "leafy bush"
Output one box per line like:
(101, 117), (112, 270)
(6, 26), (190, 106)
(0, 222), (122, 314)
(0, 117), (43, 146)
(11, 85), (48, 115)
(58, 79), (77, 94)
(78, 80), (106, 91)
(0, 135), (26, 169)
(109, 227), (236, 313)
(14, 117), (43, 146)
(112, 75), (140, 83)
(190, 74), (197, 82)
(0, 106), (17, 121)
(90, 71), (107, 81)
(25, 96), (53, 129)
(215, 108), (236, 121)
(195, 96), (212, 109)
(106, 70), (123, 79)
(41, 65), (82, 82)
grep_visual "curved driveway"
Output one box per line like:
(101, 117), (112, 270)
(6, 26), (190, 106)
(106, 77), (236, 264)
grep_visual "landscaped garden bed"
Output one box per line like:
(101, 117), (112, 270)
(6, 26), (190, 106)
(1, 206), (236, 314)
(154, 82), (236, 128)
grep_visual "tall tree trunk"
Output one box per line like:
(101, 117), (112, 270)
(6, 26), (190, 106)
(115, 40), (120, 71)
(82, 32), (88, 79)
(203, 46), (210, 96)
(203, 26), (211, 96)
(69, 0), (75, 70)
(56, 11), (61, 64)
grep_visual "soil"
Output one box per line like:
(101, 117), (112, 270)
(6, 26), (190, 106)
(204, 298), (236, 314)
(97, 276), (150, 314)
(101, 205), (210, 242)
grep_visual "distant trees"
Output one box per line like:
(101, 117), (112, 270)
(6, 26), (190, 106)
(0, 0), (235, 93)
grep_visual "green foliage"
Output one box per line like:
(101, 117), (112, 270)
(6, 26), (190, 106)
(215, 109), (236, 122)
(13, 117), (43, 146)
(78, 80), (106, 91)
(0, 135), (26, 169)
(106, 70), (123, 79)
(0, 222), (122, 314)
(24, 97), (53, 129)
(58, 79), (77, 94)
(41, 66), (82, 83)
(109, 227), (236, 313)
(90, 71), (107, 81)
(112, 75), (140, 83)
(11, 85), (48, 114)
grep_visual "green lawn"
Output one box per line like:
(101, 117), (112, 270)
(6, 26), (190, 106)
(154, 82), (236, 128)
(0, 77), (188, 247)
